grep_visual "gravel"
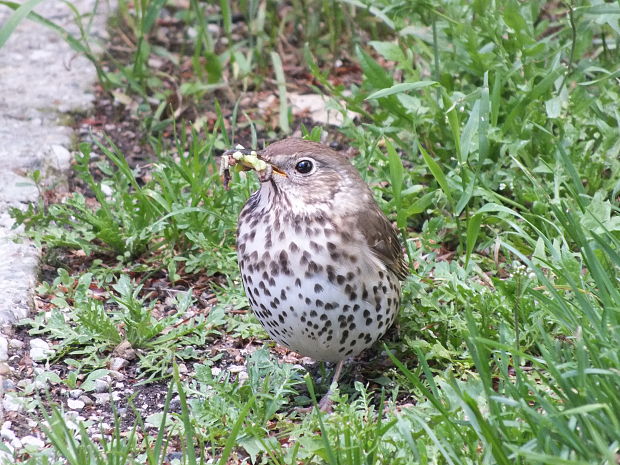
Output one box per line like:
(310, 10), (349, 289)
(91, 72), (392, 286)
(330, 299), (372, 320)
(0, 0), (110, 325)
(0, 0), (113, 458)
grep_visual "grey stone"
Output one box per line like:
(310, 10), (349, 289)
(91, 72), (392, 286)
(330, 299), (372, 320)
(92, 393), (111, 404)
(68, 389), (84, 399)
(8, 339), (24, 349)
(16, 379), (31, 389)
(93, 377), (110, 393)
(2, 378), (15, 390)
(109, 357), (128, 371)
(0, 0), (113, 325)
(78, 394), (94, 406)
(108, 369), (126, 381)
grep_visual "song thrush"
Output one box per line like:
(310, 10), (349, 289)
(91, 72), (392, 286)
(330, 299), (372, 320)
(234, 138), (407, 408)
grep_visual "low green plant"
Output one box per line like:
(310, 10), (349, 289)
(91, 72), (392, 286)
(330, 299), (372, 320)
(23, 270), (226, 382)
(11, 130), (249, 276)
(188, 348), (302, 441)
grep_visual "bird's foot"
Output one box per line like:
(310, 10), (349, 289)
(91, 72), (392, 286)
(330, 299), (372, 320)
(318, 392), (334, 413)
(294, 392), (334, 414)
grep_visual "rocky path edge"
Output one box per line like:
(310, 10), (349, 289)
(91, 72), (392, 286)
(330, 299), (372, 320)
(0, 0), (112, 420)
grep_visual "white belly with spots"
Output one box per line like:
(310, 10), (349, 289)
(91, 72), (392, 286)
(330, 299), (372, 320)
(237, 208), (400, 362)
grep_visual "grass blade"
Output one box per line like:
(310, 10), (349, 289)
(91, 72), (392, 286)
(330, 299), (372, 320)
(0, 0), (45, 48)
(465, 212), (483, 267)
(418, 143), (454, 212)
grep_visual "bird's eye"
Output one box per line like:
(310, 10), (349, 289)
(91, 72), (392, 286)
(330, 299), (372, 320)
(295, 159), (314, 174)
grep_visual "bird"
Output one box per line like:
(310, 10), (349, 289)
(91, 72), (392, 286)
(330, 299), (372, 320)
(233, 138), (407, 409)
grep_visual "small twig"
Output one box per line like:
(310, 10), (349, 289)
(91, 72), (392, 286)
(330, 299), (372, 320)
(558, 1), (577, 94)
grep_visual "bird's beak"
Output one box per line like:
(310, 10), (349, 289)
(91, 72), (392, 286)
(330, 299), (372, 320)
(270, 165), (288, 177)
(256, 151), (287, 177)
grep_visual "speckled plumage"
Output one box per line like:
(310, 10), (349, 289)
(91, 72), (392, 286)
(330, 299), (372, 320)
(236, 138), (406, 363)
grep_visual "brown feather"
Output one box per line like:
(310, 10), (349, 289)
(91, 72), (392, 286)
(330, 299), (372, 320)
(357, 207), (408, 281)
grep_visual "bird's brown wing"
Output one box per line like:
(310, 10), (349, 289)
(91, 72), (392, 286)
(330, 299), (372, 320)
(357, 207), (408, 281)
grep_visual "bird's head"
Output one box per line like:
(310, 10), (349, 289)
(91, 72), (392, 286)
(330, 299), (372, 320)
(248, 138), (373, 216)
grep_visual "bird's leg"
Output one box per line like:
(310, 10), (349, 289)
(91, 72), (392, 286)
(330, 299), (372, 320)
(318, 359), (345, 412)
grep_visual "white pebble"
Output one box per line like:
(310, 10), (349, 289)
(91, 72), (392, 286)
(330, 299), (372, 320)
(2, 395), (23, 412)
(8, 339), (24, 349)
(93, 392), (120, 404)
(228, 365), (245, 373)
(100, 184), (113, 196)
(1, 424), (16, 441)
(0, 337), (8, 361)
(29, 338), (49, 350)
(63, 419), (79, 432)
(0, 446), (14, 463)
(109, 357), (128, 371)
(67, 399), (85, 410)
(30, 346), (53, 361)
(93, 393), (110, 404)
(21, 435), (45, 449)
(0, 362), (10, 376)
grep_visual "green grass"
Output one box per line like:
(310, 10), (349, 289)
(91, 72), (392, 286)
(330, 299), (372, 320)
(2, 0), (620, 463)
